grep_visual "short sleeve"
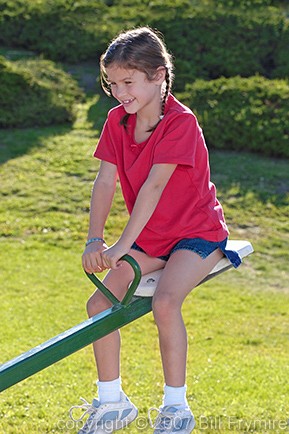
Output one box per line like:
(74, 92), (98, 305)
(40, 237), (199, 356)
(94, 112), (117, 165)
(153, 113), (202, 167)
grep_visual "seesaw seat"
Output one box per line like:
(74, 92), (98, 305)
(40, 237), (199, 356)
(0, 239), (253, 392)
(134, 240), (253, 297)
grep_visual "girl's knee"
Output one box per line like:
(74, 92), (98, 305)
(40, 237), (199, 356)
(86, 292), (110, 317)
(86, 267), (133, 317)
(104, 264), (134, 290)
(152, 291), (180, 326)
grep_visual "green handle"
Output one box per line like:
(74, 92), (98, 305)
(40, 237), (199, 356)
(85, 254), (142, 306)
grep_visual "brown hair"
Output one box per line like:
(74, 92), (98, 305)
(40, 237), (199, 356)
(100, 27), (174, 129)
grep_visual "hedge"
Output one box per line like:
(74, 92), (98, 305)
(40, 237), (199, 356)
(0, 0), (288, 89)
(0, 56), (84, 128)
(272, 19), (289, 79)
(149, 6), (289, 89)
(206, 0), (282, 7)
(0, 0), (108, 62)
(177, 76), (289, 158)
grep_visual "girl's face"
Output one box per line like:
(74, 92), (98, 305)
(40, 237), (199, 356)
(106, 65), (164, 119)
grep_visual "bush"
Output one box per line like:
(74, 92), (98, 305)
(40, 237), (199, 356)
(150, 6), (289, 89)
(272, 20), (289, 79)
(0, 56), (84, 128)
(177, 76), (289, 158)
(0, 0), (288, 88)
(0, 0), (108, 62)
(206, 0), (280, 7)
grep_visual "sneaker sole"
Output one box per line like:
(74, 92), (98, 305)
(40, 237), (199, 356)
(177, 417), (196, 434)
(153, 416), (195, 434)
(114, 407), (138, 431)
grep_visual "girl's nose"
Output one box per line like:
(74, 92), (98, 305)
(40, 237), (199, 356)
(114, 85), (126, 99)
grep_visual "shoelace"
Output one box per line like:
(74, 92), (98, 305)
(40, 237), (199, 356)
(69, 397), (99, 423)
(148, 407), (176, 429)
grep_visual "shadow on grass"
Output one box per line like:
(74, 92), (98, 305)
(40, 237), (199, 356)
(0, 110), (288, 213)
(0, 125), (71, 165)
(87, 92), (117, 132)
(209, 150), (289, 209)
(64, 63), (117, 132)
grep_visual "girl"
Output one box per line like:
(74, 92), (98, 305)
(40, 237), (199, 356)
(70, 26), (241, 434)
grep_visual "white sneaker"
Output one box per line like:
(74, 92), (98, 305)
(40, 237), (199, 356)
(69, 391), (138, 433)
(149, 405), (195, 433)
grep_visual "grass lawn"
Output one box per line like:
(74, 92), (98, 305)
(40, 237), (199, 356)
(0, 83), (289, 433)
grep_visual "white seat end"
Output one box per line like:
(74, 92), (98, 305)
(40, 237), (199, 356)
(134, 240), (253, 297)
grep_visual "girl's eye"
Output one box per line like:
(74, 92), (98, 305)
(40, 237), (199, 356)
(125, 81), (132, 85)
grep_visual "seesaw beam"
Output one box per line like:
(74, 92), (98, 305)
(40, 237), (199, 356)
(0, 240), (253, 393)
(0, 296), (152, 392)
(0, 254), (144, 392)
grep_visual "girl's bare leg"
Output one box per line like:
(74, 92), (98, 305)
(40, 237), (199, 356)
(86, 249), (165, 381)
(152, 248), (223, 386)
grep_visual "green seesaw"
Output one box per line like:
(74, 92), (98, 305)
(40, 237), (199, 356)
(0, 240), (253, 393)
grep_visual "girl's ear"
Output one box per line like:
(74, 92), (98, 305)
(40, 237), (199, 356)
(154, 67), (166, 83)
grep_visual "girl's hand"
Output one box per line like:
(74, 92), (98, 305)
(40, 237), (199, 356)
(101, 242), (130, 270)
(82, 241), (108, 274)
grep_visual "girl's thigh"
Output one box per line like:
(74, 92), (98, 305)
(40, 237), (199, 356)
(102, 248), (166, 297)
(88, 249), (166, 313)
(153, 248), (224, 306)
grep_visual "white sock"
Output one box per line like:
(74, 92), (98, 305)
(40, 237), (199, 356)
(97, 377), (122, 404)
(163, 384), (188, 409)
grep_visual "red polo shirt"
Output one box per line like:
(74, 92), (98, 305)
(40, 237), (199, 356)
(94, 94), (229, 257)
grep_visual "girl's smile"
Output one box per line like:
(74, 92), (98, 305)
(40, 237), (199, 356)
(121, 97), (136, 107)
(106, 66), (164, 123)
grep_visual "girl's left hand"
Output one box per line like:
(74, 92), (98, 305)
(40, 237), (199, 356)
(101, 242), (130, 270)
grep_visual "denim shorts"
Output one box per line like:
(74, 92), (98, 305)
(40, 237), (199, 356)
(131, 237), (242, 268)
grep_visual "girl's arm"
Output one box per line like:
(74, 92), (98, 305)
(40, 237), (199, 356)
(82, 160), (118, 273)
(102, 163), (177, 269)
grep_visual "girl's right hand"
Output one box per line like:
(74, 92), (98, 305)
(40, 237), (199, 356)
(82, 241), (108, 274)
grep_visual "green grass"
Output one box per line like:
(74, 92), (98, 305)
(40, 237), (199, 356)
(0, 80), (289, 433)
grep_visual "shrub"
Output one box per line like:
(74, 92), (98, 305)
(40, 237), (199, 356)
(0, 0), (288, 87)
(177, 76), (289, 158)
(0, 0), (108, 62)
(0, 56), (84, 128)
(206, 0), (279, 7)
(272, 20), (289, 79)
(150, 6), (288, 89)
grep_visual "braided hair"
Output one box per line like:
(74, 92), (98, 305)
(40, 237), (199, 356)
(100, 27), (174, 130)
